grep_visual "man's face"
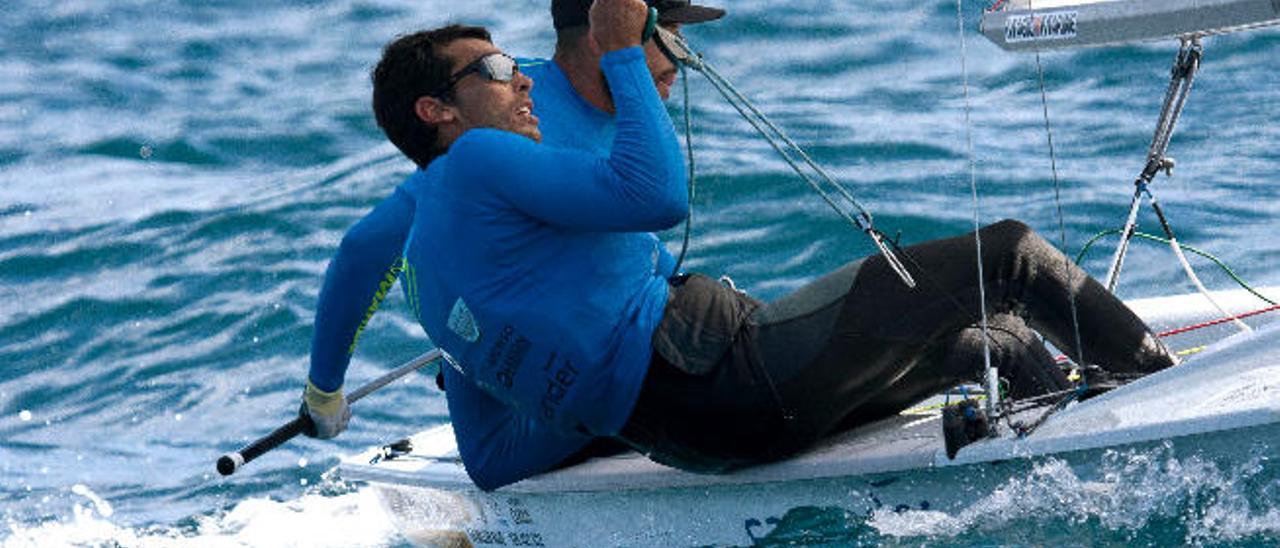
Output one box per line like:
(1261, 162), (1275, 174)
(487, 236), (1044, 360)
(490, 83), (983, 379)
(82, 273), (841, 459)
(440, 38), (541, 142)
(643, 23), (682, 99)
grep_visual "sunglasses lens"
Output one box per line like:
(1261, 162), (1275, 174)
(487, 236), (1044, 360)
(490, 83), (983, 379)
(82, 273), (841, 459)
(432, 54), (518, 97)
(480, 54), (517, 83)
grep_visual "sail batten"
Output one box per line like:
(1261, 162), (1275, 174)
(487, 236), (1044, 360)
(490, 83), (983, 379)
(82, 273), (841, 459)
(981, 0), (1280, 51)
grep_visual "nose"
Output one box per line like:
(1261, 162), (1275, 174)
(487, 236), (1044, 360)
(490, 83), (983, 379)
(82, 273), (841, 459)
(513, 70), (533, 93)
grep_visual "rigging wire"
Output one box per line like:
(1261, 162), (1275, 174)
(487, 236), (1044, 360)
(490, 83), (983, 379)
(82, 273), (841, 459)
(1025, 0), (1088, 370)
(1099, 39), (1252, 333)
(656, 29), (1032, 432)
(671, 64), (695, 274)
(656, 29), (1044, 412)
(981, 0), (1098, 432)
(653, 27), (917, 289)
(955, 0), (1000, 425)
(660, 13), (1092, 431)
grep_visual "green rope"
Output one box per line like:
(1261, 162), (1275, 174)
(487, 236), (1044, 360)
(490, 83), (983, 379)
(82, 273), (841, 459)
(1075, 229), (1277, 306)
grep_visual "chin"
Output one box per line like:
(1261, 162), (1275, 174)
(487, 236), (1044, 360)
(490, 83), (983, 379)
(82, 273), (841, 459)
(655, 77), (676, 100)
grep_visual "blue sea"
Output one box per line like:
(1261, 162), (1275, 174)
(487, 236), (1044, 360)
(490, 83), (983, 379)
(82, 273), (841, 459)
(3, 0), (1279, 546)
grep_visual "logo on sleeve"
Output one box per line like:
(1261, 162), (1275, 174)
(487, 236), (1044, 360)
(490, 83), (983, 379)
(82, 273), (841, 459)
(447, 298), (481, 343)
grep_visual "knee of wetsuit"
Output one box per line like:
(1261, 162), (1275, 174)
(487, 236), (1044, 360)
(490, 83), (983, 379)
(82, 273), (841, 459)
(985, 218), (1032, 239)
(979, 219), (1028, 249)
(980, 218), (1055, 264)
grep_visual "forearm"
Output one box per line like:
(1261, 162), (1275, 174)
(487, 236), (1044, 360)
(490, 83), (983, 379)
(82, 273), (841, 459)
(601, 46), (687, 222)
(308, 253), (404, 391)
(308, 190), (415, 390)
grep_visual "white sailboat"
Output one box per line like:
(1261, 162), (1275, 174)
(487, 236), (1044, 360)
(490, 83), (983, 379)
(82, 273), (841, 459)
(336, 3), (1280, 546)
(343, 289), (1279, 547)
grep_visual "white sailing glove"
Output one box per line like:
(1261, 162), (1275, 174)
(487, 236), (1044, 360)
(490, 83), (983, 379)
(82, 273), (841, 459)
(300, 380), (351, 439)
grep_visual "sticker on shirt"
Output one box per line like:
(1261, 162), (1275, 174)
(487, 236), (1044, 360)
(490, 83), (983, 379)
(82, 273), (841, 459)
(447, 297), (481, 343)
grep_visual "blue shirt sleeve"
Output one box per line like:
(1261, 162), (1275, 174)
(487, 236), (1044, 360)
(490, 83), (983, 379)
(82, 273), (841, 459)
(308, 184), (415, 392)
(446, 48), (688, 232)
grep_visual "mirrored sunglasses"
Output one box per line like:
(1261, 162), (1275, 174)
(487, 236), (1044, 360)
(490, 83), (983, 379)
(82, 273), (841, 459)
(431, 53), (519, 97)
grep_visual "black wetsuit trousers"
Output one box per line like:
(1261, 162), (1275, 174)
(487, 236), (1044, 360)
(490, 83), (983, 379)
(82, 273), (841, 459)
(618, 219), (1176, 473)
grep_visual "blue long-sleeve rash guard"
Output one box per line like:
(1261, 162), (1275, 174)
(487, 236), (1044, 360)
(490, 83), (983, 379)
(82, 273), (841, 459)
(405, 47), (686, 490)
(308, 47), (686, 489)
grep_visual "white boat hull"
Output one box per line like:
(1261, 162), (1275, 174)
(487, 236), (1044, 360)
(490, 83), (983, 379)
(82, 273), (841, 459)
(370, 420), (1280, 547)
(339, 287), (1280, 547)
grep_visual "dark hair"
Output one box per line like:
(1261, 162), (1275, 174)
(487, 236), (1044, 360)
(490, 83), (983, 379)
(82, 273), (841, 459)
(371, 24), (492, 168)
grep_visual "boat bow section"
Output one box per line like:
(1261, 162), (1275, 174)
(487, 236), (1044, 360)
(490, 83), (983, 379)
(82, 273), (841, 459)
(952, 320), (1280, 465)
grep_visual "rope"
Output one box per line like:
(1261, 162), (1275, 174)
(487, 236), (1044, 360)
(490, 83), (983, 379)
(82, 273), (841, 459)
(1177, 345), (1206, 357)
(1157, 303), (1280, 338)
(1075, 229), (1278, 306)
(1044, 301), (1278, 363)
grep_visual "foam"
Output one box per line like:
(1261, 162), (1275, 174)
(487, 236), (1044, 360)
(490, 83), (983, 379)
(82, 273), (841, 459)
(2, 483), (400, 548)
(868, 442), (1280, 543)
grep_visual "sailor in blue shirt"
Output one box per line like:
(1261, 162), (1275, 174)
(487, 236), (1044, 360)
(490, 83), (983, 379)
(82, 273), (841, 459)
(301, 0), (725, 489)
(305, 0), (1178, 491)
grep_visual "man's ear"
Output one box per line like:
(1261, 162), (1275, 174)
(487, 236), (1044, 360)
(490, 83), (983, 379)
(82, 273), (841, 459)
(414, 96), (455, 125)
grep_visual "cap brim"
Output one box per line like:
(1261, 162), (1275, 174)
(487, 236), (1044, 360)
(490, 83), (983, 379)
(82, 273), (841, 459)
(658, 5), (726, 25)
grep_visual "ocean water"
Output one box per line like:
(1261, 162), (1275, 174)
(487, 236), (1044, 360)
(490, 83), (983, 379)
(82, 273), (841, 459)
(2, 0), (1279, 546)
